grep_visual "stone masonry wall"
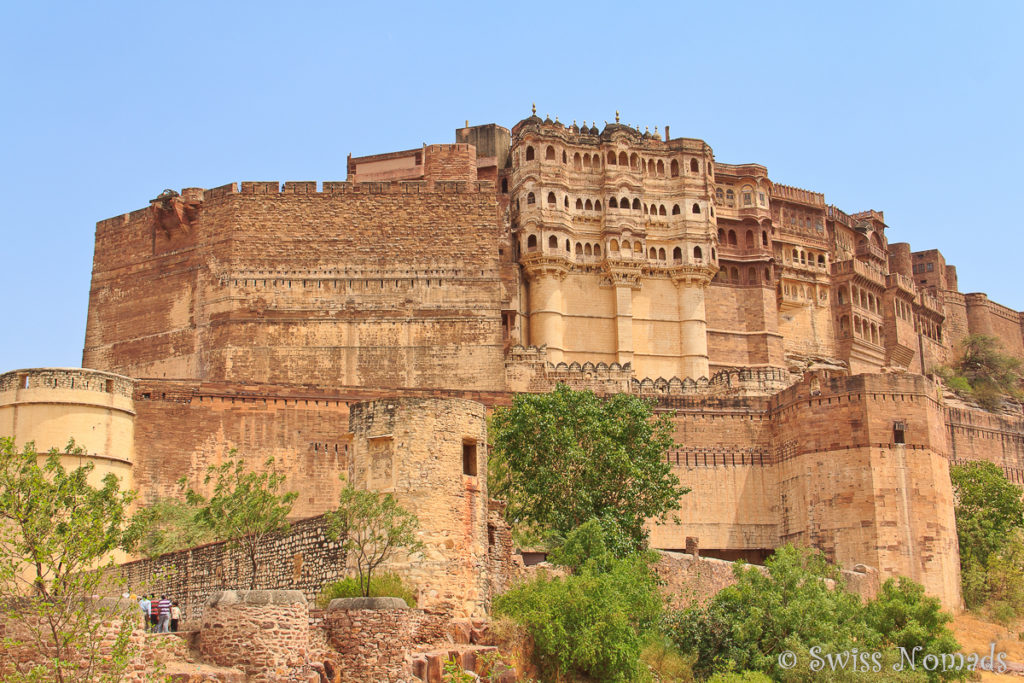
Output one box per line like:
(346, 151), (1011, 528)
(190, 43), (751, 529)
(199, 590), (309, 680)
(113, 514), (345, 623)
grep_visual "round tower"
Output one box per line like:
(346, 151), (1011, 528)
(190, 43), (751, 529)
(0, 368), (135, 490)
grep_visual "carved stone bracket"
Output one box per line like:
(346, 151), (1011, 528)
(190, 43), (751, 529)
(599, 263), (643, 289)
(669, 264), (717, 287)
(521, 255), (570, 282)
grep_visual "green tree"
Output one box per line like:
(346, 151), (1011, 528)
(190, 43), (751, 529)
(950, 461), (1024, 610)
(494, 520), (664, 682)
(0, 437), (139, 683)
(489, 383), (685, 554)
(181, 453), (297, 589)
(123, 497), (214, 559)
(665, 545), (961, 682)
(937, 335), (1023, 411)
(325, 482), (424, 598)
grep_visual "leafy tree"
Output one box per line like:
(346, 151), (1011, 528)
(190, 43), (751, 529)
(489, 384), (685, 553)
(665, 545), (962, 682)
(494, 520), (664, 682)
(325, 482), (424, 598)
(181, 453), (297, 589)
(950, 461), (1024, 610)
(123, 497), (214, 558)
(316, 572), (416, 608)
(0, 437), (139, 682)
(937, 335), (1023, 411)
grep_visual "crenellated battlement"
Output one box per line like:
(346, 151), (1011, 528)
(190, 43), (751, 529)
(771, 183), (825, 207)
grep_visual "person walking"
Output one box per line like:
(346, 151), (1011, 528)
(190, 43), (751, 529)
(156, 595), (172, 633)
(138, 594), (151, 631)
(170, 601), (181, 633)
(149, 594), (159, 632)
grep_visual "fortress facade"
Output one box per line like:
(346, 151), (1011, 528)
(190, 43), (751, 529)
(8, 111), (1024, 612)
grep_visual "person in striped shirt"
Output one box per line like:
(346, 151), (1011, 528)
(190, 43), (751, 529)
(156, 595), (172, 633)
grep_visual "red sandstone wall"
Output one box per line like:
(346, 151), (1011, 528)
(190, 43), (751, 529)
(965, 293), (1024, 358)
(946, 406), (1024, 479)
(706, 283), (785, 369)
(85, 182), (506, 391)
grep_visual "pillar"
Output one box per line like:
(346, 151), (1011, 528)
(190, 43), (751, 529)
(674, 272), (711, 380)
(613, 284), (634, 367)
(526, 267), (566, 363)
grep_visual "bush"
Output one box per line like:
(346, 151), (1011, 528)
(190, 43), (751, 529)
(664, 546), (961, 682)
(316, 572), (416, 608)
(494, 521), (663, 682)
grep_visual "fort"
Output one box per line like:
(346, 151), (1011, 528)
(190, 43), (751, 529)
(5, 109), (1024, 629)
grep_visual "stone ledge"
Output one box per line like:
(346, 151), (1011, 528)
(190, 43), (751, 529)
(327, 597), (409, 610)
(205, 589), (306, 608)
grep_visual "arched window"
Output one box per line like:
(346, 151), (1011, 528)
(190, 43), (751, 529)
(672, 204), (680, 215)
(621, 241), (632, 255)
(576, 242), (583, 255)
(647, 159), (655, 174)
(594, 244), (601, 256)
(817, 254), (825, 267)
(659, 248), (666, 260)
(792, 248), (799, 261)
(762, 231), (768, 246)
(545, 146), (556, 160)
(693, 246), (702, 260)
(584, 243), (592, 256)
(565, 239), (570, 252)
(574, 153), (582, 170)
(630, 153), (639, 169)
(840, 315), (850, 334)
(564, 196), (569, 208)
(837, 287), (846, 305)
(592, 156), (600, 169)
(745, 230), (754, 248)
(655, 205), (663, 216)
(728, 230), (737, 246)
(656, 160), (665, 176)
(594, 200), (601, 210)
(619, 151), (628, 166)
(548, 235), (557, 249)
(715, 188), (724, 203)
(644, 204), (650, 214)
(609, 197), (618, 209)
(620, 196), (629, 209)
(547, 192), (556, 205)
(608, 151), (617, 165)
(748, 267), (757, 284)
(583, 154), (591, 169)
(562, 151), (567, 164)
(527, 234), (537, 251)
(649, 247), (657, 259)
(725, 189), (735, 205)
(527, 192), (535, 204)
(633, 241), (642, 253)
(717, 229), (725, 241)
(692, 203), (701, 214)
(576, 198), (583, 210)
(525, 146), (535, 161)
(711, 248), (716, 260)
(730, 267), (739, 282)
(690, 158), (699, 173)
(670, 159), (680, 177)
(585, 199), (593, 210)
(501, 178), (508, 194)
(610, 240), (619, 253)
(674, 246), (683, 263)
(764, 268), (770, 281)
(632, 198), (641, 210)
(742, 185), (753, 207)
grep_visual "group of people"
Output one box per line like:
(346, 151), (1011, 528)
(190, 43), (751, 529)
(136, 594), (181, 633)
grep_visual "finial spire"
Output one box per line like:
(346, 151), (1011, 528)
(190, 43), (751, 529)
(615, 110), (620, 123)
(532, 103), (536, 115)
(645, 126), (649, 134)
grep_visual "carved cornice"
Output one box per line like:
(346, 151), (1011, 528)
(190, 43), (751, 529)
(599, 261), (644, 289)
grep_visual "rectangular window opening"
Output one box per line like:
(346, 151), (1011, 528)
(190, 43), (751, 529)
(893, 421), (906, 445)
(462, 441), (478, 476)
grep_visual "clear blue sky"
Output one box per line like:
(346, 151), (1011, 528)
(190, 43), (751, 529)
(1, 1), (1021, 370)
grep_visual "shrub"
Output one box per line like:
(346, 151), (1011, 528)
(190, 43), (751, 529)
(494, 521), (663, 682)
(316, 572), (416, 608)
